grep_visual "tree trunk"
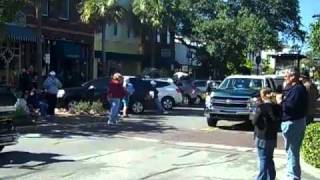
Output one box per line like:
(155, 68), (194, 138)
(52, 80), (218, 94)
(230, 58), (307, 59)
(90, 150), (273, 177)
(101, 22), (107, 76)
(35, 2), (43, 77)
(150, 28), (156, 68)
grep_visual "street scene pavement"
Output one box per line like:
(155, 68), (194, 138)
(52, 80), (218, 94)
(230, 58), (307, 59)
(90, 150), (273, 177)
(1, 107), (319, 180)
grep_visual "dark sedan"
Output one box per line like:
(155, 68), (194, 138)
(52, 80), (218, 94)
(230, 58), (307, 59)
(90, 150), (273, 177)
(57, 78), (109, 109)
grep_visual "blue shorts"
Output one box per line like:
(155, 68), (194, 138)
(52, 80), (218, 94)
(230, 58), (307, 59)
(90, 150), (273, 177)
(122, 96), (129, 107)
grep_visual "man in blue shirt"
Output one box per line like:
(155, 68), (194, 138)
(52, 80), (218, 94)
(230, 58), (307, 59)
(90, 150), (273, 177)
(281, 67), (308, 180)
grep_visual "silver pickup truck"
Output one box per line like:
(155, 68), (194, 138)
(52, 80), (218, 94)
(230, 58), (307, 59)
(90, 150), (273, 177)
(204, 75), (277, 127)
(0, 86), (19, 152)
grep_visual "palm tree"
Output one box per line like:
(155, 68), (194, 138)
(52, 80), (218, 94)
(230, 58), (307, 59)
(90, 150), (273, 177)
(80, 0), (126, 76)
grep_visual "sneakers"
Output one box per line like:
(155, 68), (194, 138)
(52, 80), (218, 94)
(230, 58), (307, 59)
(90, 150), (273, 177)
(107, 121), (117, 126)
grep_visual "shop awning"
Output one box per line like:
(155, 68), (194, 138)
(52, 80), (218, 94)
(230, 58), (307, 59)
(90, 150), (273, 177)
(4, 24), (38, 42)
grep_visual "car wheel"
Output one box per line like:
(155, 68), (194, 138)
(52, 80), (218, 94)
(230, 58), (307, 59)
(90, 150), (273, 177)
(0, 146), (4, 152)
(193, 95), (202, 105)
(161, 97), (174, 110)
(182, 95), (191, 105)
(131, 101), (144, 114)
(207, 117), (218, 127)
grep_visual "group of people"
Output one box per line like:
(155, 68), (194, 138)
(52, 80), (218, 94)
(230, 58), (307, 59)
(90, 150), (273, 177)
(18, 66), (62, 120)
(252, 67), (318, 180)
(107, 73), (130, 125)
(107, 73), (167, 125)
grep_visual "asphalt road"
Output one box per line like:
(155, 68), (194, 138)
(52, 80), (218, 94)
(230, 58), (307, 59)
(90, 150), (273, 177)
(0, 106), (318, 180)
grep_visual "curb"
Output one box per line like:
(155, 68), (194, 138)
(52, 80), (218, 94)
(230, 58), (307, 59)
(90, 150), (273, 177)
(301, 158), (320, 178)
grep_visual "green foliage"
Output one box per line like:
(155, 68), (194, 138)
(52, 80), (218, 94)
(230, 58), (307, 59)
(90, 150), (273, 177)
(310, 18), (320, 57)
(74, 101), (105, 115)
(262, 59), (274, 74)
(132, 0), (179, 28)
(79, 0), (127, 24)
(302, 123), (320, 168)
(90, 101), (105, 114)
(74, 101), (91, 114)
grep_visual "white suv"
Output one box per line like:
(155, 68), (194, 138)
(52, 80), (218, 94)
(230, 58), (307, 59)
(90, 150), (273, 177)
(145, 78), (183, 110)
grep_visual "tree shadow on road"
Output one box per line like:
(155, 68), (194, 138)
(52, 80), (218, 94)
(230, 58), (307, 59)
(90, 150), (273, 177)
(18, 115), (177, 139)
(0, 151), (74, 168)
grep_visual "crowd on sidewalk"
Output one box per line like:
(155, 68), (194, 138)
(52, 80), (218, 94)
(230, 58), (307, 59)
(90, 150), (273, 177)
(17, 65), (62, 121)
(252, 67), (318, 180)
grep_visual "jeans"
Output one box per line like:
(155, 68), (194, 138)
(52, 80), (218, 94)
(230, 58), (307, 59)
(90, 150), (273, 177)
(281, 118), (306, 180)
(46, 93), (57, 115)
(39, 101), (48, 117)
(256, 138), (276, 180)
(108, 98), (120, 124)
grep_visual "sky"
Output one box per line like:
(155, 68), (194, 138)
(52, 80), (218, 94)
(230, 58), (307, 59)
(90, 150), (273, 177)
(299, 0), (320, 31)
(296, 0), (320, 51)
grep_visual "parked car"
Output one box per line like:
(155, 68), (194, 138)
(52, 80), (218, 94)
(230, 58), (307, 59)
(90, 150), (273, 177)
(57, 77), (109, 109)
(144, 78), (183, 110)
(176, 79), (203, 105)
(0, 85), (19, 152)
(204, 75), (277, 127)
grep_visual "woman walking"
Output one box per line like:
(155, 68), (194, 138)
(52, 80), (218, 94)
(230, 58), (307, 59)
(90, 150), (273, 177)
(107, 73), (126, 125)
(252, 88), (281, 180)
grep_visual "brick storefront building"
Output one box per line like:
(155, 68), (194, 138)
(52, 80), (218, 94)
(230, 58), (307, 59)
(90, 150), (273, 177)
(1, 0), (94, 87)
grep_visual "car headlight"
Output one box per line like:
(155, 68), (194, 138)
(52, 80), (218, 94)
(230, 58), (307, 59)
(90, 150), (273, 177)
(247, 97), (258, 109)
(57, 89), (65, 98)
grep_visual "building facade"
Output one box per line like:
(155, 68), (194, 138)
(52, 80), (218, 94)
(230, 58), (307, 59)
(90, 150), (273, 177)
(0, 0), (94, 87)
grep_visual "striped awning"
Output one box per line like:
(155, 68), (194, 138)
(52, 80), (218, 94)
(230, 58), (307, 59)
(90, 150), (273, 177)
(4, 24), (38, 42)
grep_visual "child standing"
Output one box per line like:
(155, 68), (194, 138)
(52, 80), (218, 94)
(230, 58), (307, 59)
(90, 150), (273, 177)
(252, 88), (281, 180)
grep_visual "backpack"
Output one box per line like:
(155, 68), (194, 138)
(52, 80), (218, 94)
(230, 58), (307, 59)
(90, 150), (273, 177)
(126, 83), (135, 95)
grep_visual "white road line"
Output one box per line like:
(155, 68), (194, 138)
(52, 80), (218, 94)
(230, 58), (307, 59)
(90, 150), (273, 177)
(113, 134), (286, 155)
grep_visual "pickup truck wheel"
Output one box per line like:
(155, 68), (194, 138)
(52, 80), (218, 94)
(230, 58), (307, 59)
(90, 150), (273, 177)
(0, 146), (4, 152)
(207, 117), (218, 127)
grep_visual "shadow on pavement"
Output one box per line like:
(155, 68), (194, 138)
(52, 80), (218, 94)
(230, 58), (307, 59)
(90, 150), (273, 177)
(168, 108), (204, 117)
(0, 151), (74, 168)
(18, 115), (177, 139)
(217, 121), (254, 132)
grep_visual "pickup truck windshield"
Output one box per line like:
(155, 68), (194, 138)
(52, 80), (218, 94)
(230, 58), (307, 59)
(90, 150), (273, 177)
(219, 78), (263, 90)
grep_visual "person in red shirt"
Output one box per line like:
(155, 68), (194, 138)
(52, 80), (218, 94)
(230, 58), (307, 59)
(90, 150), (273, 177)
(107, 73), (126, 125)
